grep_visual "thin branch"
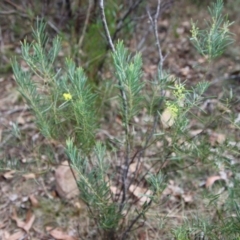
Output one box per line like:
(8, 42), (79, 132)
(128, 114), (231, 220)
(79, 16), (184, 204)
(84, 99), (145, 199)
(123, 122), (210, 222)
(0, 10), (16, 14)
(121, 196), (154, 240)
(112, 0), (144, 42)
(99, 0), (115, 52)
(147, 0), (164, 74)
(3, 0), (23, 10)
(65, 151), (103, 238)
(126, 101), (163, 190)
(125, 0), (168, 193)
(136, 0), (167, 167)
(99, 0), (130, 212)
(126, 0), (167, 203)
(47, 21), (60, 34)
(78, 0), (93, 50)
(97, 0), (144, 74)
(134, 116), (217, 189)
(124, 63), (211, 219)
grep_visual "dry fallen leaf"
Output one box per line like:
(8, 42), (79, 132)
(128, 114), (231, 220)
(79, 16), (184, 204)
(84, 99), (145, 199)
(22, 173), (36, 180)
(129, 185), (152, 205)
(161, 108), (175, 128)
(110, 185), (118, 195)
(11, 209), (35, 232)
(0, 221), (7, 229)
(189, 129), (203, 137)
(16, 116), (25, 125)
(182, 192), (194, 203)
(3, 230), (25, 240)
(55, 161), (79, 199)
(162, 180), (186, 202)
(3, 170), (16, 179)
(129, 162), (142, 174)
(205, 175), (223, 188)
(2, 231), (10, 240)
(138, 230), (147, 240)
(180, 66), (190, 76)
(73, 201), (82, 210)
(29, 194), (39, 207)
(209, 132), (226, 146)
(46, 227), (77, 240)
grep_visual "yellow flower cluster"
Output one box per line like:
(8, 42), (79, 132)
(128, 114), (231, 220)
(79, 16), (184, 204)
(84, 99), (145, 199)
(190, 21), (199, 40)
(173, 83), (185, 100)
(166, 101), (179, 118)
(221, 20), (230, 35)
(63, 93), (72, 101)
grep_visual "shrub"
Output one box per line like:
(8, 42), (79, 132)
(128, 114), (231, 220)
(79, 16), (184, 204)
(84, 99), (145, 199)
(12, 0), (239, 239)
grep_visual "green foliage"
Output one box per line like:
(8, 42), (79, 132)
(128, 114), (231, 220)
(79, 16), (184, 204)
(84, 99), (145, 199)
(172, 226), (190, 240)
(12, 20), (97, 153)
(112, 41), (144, 125)
(190, 0), (234, 60)
(66, 139), (121, 231)
(64, 40), (213, 238)
(12, 23), (225, 238)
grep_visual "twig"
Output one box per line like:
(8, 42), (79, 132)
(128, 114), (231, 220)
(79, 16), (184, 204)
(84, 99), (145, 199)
(127, 0), (167, 202)
(134, 0), (167, 167)
(99, 0), (115, 52)
(65, 150), (103, 238)
(123, 126), (204, 227)
(137, 27), (151, 52)
(47, 21), (60, 34)
(147, 0), (164, 73)
(78, 0), (93, 50)
(124, 75), (214, 222)
(122, 1), (177, 228)
(3, 0), (24, 11)
(99, 0), (131, 213)
(121, 196), (154, 239)
(97, 0), (144, 73)
(126, 0), (168, 194)
(2, 106), (30, 115)
(112, 0), (144, 42)
(0, 10), (16, 14)
(39, 177), (54, 199)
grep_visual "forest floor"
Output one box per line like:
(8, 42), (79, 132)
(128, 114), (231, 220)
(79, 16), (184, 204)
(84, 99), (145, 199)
(1, 0), (240, 239)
